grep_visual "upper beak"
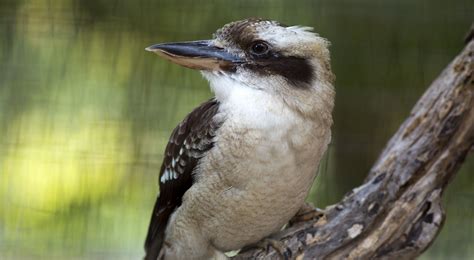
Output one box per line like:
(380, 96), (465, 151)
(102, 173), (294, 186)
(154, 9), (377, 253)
(145, 40), (243, 71)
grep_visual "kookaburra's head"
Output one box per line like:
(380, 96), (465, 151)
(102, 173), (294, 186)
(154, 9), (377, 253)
(147, 18), (334, 121)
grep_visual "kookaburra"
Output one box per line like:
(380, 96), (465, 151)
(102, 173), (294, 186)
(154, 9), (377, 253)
(144, 18), (335, 260)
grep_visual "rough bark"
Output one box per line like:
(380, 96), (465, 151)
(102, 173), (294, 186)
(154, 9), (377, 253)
(234, 29), (474, 260)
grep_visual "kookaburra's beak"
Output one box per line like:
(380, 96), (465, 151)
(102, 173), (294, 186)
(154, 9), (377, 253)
(145, 40), (243, 71)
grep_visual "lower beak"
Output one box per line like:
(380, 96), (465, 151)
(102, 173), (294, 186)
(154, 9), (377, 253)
(145, 40), (243, 71)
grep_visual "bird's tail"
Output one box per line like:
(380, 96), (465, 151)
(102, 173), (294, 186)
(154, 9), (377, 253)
(144, 200), (174, 260)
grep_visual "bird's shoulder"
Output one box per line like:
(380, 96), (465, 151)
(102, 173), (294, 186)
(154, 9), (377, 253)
(160, 98), (221, 184)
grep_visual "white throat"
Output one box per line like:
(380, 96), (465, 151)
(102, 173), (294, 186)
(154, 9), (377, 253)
(202, 71), (299, 130)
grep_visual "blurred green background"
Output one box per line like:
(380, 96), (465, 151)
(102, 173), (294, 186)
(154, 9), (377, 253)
(0, 0), (472, 259)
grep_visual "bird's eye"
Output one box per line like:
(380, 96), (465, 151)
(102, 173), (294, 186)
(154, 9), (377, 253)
(249, 41), (270, 56)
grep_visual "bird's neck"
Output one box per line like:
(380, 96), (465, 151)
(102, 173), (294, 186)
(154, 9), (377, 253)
(216, 83), (294, 129)
(204, 71), (334, 129)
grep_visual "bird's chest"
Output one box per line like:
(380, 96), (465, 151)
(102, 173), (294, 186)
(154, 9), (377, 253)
(207, 86), (323, 184)
(196, 114), (329, 250)
(186, 99), (331, 250)
(207, 108), (325, 197)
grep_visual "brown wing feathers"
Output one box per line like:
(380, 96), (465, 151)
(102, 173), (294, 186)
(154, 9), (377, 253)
(144, 99), (221, 260)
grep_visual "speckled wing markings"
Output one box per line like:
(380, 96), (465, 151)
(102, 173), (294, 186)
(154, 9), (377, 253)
(144, 99), (221, 260)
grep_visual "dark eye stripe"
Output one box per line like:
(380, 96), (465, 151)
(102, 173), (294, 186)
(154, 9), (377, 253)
(245, 56), (315, 87)
(213, 18), (314, 87)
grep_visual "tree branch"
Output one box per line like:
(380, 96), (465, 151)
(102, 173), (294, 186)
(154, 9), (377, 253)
(235, 27), (474, 260)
